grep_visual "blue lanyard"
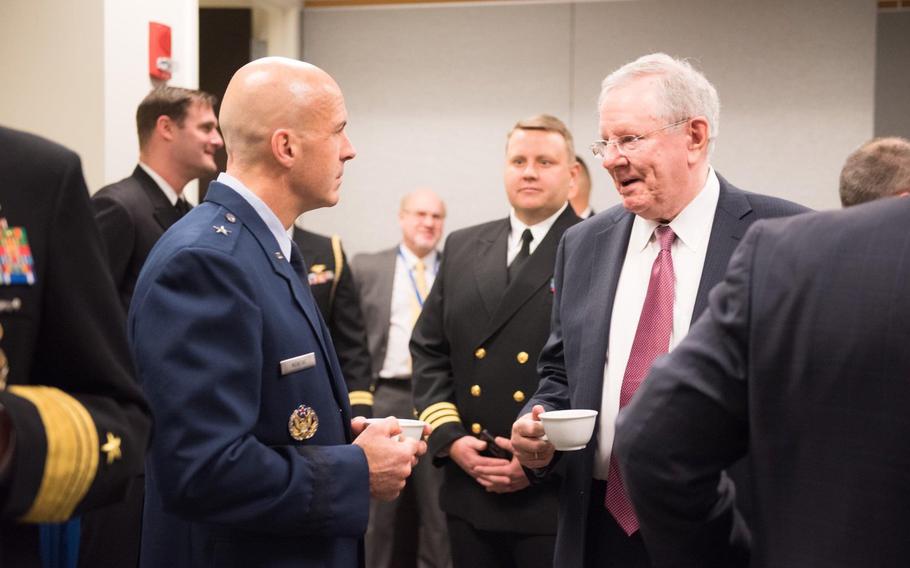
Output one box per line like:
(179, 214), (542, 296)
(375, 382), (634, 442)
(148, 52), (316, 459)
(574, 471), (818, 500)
(398, 247), (436, 307)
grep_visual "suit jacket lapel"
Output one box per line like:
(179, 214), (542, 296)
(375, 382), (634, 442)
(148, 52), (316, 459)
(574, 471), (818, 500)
(377, 248), (397, 340)
(478, 207), (577, 346)
(693, 176), (752, 320)
(132, 166), (182, 231)
(473, 220), (509, 318)
(578, 209), (634, 408)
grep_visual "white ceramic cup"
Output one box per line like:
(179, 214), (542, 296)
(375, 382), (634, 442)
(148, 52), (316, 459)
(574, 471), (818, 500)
(538, 409), (598, 451)
(365, 417), (427, 441)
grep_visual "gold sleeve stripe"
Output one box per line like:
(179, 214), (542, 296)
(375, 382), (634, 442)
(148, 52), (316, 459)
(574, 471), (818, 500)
(419, 402), (461, 430)
(330, 234), (344, 304)
(9, 385), (99, 523)
(348, 391), (374, 406)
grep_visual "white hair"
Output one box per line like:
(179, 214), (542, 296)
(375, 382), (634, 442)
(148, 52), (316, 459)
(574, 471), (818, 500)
(599, 53), (720, 150)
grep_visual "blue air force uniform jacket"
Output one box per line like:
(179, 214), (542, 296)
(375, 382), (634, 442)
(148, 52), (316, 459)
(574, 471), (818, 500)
(129, 181), (370, 568)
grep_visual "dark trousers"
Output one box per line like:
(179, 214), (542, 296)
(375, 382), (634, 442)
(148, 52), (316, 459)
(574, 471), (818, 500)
(585, 479), (651, 568)
(78, 474), (143, 567)
(447, 515), (555, 568)
(365, 379), (451, 568)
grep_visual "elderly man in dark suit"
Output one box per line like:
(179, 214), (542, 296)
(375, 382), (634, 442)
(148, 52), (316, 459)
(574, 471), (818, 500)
(615, 197), (910, 567)
(353, 189), (450, 568)
(84, 85), (222, 567)
(130, 57), (425, 568)
(0, 126), (151, 567)
(511, 53), (808, 568)
(92, 86), (223, 313)
(291, 226), (374, 417)
(412, 115), (581, 568)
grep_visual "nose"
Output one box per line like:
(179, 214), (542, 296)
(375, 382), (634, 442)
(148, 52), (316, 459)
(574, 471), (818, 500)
(522, 162), (539, 179)
(600, 144), (627, 171)
(212, 129), (224, 149)
(341, 132), (356, 162)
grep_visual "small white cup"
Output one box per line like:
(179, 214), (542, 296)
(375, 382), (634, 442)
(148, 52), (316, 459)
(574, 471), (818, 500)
(365, 417), (427, 441)
(539, 409), (598, 451)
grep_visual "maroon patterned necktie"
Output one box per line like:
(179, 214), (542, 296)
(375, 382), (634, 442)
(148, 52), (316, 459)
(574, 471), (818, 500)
(605, 225), (677, 535)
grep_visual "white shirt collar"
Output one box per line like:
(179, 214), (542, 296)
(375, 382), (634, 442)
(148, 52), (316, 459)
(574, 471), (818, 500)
(629, 167), (720, 254)
(509, 202), (569, 248)
(398, 244), (438, 273)
(217, 172), (292, 262)
(139, 162), (180, 206)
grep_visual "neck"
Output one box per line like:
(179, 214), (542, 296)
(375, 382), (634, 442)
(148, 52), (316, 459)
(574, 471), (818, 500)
(402, 242), (432, 259)
(141, 151), (190, 195)
(226, 166), (302, 229)
(515, 203), (562, 227)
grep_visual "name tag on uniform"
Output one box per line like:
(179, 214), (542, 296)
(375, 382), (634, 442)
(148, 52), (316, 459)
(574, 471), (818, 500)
(280, 352), (316, 375)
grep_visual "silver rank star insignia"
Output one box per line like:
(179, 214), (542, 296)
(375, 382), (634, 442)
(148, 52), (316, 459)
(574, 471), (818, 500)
(213, 225), (231, 236)
(288, 404), (319, 441)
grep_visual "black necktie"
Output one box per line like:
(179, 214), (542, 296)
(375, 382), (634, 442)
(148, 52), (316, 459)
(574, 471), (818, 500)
(289, 242), (309, 285)
(507, 229), (534, 283)
(175, 198), (191, 217)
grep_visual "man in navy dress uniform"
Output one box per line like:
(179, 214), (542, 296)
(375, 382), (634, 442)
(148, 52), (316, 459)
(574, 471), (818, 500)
(129, 58), (426, 568)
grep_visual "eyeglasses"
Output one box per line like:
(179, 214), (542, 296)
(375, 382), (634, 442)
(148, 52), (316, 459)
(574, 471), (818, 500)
(589, 117), (690, 158)
(403, 209), (445, 222)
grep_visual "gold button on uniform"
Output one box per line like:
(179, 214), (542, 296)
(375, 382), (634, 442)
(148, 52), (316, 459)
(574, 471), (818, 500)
(470, 385), (481, 397)
(513, 390), (525, 403)
(516, 351), (529, 364)
(474, 347), (486, 360)
(471, 423), (482, 434)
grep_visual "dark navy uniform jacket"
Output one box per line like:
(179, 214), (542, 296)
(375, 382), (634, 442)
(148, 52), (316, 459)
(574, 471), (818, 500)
(129, 181), (370, 568)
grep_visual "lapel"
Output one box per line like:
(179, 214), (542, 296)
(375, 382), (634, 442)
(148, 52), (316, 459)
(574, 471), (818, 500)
(204, 183), (333, 370)
(372, 248), (397, 351)
(133, 166), (182, 231)
(477, 207), (579, 346)
(578, 208), (634, 407)
(473, 219), (510, 318)
(692, 174), (753, 320)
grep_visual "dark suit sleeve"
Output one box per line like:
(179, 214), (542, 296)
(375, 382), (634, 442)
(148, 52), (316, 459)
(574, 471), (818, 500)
(329, 247), (374, 418)
(0, 149), (151, 523)
(130, 247), (369, 536)
(411, 242), (467, 460)
(613, 223), (762, 568)
(525, 234), (571, 415)
(91, 190), (136, 290)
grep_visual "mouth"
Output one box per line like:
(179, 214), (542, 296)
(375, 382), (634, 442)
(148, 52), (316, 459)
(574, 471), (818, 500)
(617, 177), (642, 193)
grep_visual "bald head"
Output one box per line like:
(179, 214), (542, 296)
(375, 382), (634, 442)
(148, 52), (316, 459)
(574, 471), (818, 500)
(399, 189), (446, 258)
(218, 57), (355, 224)
(220, 57), (340, 167)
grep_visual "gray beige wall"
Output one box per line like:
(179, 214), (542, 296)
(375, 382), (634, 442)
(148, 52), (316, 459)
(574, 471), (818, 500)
(300, 0), (876, 256)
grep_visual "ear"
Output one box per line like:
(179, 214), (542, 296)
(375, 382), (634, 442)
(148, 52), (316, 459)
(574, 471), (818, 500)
(271, 129), (295, 168)
(567, 160), (580, 200)
(686, 117), (710, 162)
(156, 115), (176, 142)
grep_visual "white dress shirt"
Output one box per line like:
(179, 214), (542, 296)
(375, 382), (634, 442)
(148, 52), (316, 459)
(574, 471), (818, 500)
(139, 162), (180, 206)
(593, 168), (721, 479)
(507, 202), (569, 266)
(216, 172), (292, 262)
(379, 245), (439, 378)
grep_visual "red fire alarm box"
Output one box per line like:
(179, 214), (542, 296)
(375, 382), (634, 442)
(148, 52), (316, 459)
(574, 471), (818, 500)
(149, 22), (172, 81)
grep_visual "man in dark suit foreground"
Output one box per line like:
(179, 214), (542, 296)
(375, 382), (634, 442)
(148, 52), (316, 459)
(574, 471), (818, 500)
(130, 57), (425, 568)
(92, 86), (223, 313)
(291, 227), (374, 417)
(412, 114), (581, 568)
(511, 53), (807, 568)
(0, 126), (151, 567)
(615, 197), (910, 568)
